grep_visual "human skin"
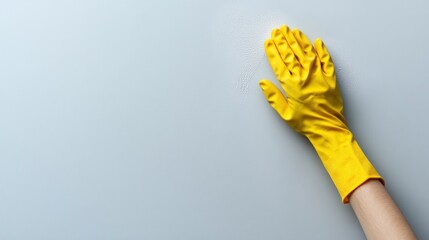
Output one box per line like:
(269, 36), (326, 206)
(349, 179), (417, 239)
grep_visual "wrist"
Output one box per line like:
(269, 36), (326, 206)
(306, 130), (384, 203)
(306, 128), (354, 155)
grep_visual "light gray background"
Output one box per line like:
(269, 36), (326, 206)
(0, 0), (427, 239)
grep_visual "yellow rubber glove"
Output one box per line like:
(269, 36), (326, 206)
(259, 25), (384, 203)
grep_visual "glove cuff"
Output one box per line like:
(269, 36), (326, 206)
(310, 136), (384, 203)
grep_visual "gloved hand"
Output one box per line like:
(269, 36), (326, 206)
(259, 25), (384, 203)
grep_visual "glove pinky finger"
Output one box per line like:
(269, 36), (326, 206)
(314, 38), (335, 76)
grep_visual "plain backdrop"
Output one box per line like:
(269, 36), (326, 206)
(0, 0), (428, 239)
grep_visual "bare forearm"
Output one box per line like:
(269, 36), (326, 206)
(349, 180), (416, 240)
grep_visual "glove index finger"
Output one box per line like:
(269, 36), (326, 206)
(264, 38), (293, 88)
(271, 28), (301, 78)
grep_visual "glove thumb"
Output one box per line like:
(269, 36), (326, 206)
(259, 79), (290, 120)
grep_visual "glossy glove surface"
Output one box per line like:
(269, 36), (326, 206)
(259, 25), (384, 203)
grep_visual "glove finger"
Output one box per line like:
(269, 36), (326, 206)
(314, 38), (335, 77)
(271, 28), (301, 79)
(264, 39), (293, 92)
(279, 25), (306, 68)
(291, 29), (317, 59)
(259, 79), (290, 120)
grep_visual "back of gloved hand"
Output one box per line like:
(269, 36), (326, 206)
(259, 25), (384, 203)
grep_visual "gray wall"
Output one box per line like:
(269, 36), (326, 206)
(0, 0), (427, 239)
